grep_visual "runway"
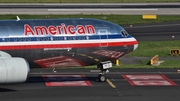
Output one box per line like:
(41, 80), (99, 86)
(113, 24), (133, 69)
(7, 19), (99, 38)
(1, 3), (180, 8)
(1, 69), (180, 101)
(1, 3), (180, 15)
(123, 21), (180, 41)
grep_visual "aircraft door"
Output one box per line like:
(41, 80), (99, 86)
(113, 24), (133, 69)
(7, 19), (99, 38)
(98, 29), (108, 47)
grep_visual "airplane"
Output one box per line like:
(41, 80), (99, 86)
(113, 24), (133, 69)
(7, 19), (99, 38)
(0, 17), (138, 84)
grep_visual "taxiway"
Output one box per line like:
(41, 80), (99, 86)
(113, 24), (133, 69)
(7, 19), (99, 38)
(1, 69), (180, 101)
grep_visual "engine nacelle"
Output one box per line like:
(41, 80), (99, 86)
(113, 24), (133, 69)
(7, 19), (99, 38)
(0, 57), (30, 84)
(0, 51), (12, 57)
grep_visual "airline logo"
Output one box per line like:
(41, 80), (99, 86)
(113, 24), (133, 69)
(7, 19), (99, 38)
(24, 23), (96, 36)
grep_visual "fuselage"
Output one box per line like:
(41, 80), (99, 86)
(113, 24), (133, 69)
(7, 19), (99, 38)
(0, 18), (138, 68)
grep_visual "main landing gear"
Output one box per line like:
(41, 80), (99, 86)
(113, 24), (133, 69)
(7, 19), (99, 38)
(97, 61), (112, 82)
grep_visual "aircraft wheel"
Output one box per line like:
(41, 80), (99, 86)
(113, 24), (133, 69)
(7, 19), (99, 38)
(98, 74), (107, 82)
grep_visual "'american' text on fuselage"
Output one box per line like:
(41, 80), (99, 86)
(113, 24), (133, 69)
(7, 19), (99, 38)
(24, 23), (96, 36)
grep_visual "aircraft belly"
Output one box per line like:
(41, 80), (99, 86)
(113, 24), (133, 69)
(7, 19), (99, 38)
(4, 45), (134, 68)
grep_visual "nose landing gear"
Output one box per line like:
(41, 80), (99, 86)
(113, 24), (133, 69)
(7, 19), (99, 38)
(97, 61), (112, 82)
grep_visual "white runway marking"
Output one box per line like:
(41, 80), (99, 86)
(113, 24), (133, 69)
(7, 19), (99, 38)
(48, 9), (158, 12)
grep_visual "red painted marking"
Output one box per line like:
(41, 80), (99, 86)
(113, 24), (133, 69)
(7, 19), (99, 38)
(42, 74), (92, 87)
(92, 50), (125, 59)
(0, 41), (137, 50)
(123, 74), (164, 80)
(122, 74), (177, 86)
(129, 80), (176, 86)
(35, 56), (85, 68)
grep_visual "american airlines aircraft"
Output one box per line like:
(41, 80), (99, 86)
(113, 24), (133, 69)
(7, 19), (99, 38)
(0, 17), (138, 84)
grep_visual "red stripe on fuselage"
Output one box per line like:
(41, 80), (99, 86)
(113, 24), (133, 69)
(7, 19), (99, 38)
(0, 41), (138, 50)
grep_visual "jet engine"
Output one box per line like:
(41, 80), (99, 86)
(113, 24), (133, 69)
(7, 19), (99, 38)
(0, 57), (30, 84)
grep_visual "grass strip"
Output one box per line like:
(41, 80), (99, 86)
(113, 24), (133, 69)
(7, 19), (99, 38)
(129, 40), (180, 57)
(1, 14), (180, 25)
(0, 0), (180, 3)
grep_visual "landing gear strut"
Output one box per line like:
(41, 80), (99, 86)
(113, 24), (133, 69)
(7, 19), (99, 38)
(97, 61), (112, 82)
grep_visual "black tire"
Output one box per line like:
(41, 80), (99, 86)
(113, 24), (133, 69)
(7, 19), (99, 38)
(98, 74), (107, 82)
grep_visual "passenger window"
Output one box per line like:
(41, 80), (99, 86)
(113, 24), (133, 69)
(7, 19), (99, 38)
(68, 37), (72, 40)
(86, 36), (89, 40)
(46, 37), (49, 41)
(73, 37), (76, 40)
(18, 38), (21, 41)
(2, 38), (5, 42)
(37, 37), (40, 41)
(82, 36), (85, 40)
(42, 37), (44, 41)
(6, 38), (10, 42)
(27, 38), (31, 41)
(53, 37), (56, 41)
(77, 36), (80, 40)
(51, 37), (53, 41)
(14, 38), (17, 42)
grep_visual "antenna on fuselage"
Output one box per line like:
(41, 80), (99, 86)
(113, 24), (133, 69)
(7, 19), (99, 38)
(16, 16), (20, 21)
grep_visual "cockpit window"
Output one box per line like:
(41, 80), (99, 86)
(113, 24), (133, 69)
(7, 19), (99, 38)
(121, 30), (128, 37)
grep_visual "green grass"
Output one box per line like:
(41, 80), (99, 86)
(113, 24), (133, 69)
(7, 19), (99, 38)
(160, 60), (180, 68)
(2, 14), (180, 25)
(128, 40), (180, 57)
(0, 0), (180, 3)
(119, 60), (180, 68)
(112, 60), (180, 68)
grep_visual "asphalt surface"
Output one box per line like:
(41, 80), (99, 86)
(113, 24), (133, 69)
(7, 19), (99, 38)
(1, 69), (180, 101)
(124, 21), (180, 41)
(1, 3), (180, 15)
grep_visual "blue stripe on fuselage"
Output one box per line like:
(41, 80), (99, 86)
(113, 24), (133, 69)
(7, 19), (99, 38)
(0, 34), (132, 42)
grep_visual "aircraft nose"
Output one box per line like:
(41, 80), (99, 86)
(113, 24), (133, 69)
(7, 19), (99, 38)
(133, 38), (138, 51)
(134, 43), (138, 50)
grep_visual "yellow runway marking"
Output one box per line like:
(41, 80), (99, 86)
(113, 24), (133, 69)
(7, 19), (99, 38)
(79, 54), (86, 56)
(94, 59), (99, 61)
(88, 56), (93, 59)
(106, 79), (116, 88)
